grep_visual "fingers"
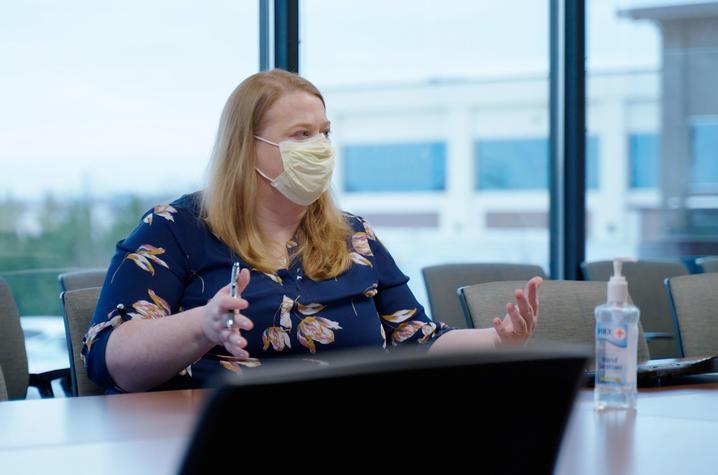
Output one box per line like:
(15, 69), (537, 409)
(216, 295), (249, 312)
(212, 314), (253, 332)
(215, 267), (252, 296)
(219, 329), (250, 358)
(526, 276), (542, 317)
(209, 297), (253, 331)
(515, 288), (531, 321)
(493, 316), (511, 341)
(205, 267), (254, 357)
(236, 268), (251, 294)
(211, 314), (253, 334)
(514, 288), (536, 334)
(215, 295), (250, 316)
(495, 280), (542, 345)
(507, 302), (528, 336)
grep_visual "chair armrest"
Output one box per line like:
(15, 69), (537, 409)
(28, 368), (72, 398)
(644, 332), (674, 342)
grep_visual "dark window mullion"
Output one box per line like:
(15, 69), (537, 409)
(274, 0), (299, 73)
(550, 0), (586, 280)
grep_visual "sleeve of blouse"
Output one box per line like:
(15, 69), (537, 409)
(81, 205), (189, 392)
(357, 217), (457, 353)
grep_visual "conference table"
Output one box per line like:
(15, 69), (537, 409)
(1, 380), (717, 474)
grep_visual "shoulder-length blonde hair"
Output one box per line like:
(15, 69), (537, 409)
(200, 69), (352, 280)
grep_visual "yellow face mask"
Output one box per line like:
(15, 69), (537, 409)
(254, 134), (335, 206)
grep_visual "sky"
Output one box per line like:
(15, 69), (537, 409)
(0, 0), (661, 201)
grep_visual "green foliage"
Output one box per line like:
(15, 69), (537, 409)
(0, 194), (152, 316)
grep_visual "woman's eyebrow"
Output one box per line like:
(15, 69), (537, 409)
(287, 120), (332, 129)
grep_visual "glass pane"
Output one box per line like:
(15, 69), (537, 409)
(343, 142), (447, 192)
(587, 136), (600, 189)
(0, 1), (259, 318)
(0, 1), (258, 389)
(302, 0), (550, 313)
(475, 138), (548, 190)
(690, 120), (718, 188)
(629, 133), (660, 188)
(475, 137), (598, 190)
(587, 1), (718, 357)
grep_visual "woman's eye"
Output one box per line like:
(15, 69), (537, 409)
(323, 130), (331, 138)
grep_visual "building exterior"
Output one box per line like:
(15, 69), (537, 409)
(321, 68), (662, 308)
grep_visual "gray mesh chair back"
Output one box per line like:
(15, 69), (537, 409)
(0, 277), (71, 399)
(0, 277), (30, 399)
(422, 263), (547, 329)
(61, 287), (104, 396)
(581, 260), (687, 358)
(59, 269), (107, 293)
(665, 273), (718, 358)
(458, 280), (651, 365)
(696, 256), (718, 273)
(0, 364), (9, 402)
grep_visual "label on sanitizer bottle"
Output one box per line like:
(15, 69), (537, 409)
(596, 322), (629, 386)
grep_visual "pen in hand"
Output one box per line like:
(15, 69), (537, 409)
(226, 262), (241, 331)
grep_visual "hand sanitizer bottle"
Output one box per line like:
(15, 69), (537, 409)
(594, 257), (640, 410)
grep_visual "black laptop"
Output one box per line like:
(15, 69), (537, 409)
(178, 344), (590, 475)
(585, 355), (718, 387)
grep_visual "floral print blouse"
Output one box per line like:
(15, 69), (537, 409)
(81, 192), (456, 393)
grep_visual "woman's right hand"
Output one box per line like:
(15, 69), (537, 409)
(201, 267), (254, 358)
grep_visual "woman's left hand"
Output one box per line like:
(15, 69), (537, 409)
(492, 276), (543, 345)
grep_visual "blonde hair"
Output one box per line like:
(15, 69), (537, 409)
(201, 69), (352, 280)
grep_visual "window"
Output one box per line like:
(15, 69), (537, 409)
(1, 1), (259, 317)
(690, 121), (718, 188)
(475, 138), (547, 190)
(302, 0), (550, 311)
(587, 0), (718, 357)
(0, 1), (259, 395)
(587, 136), (600, 189)
(475, 137), (599, 190)
(342, 143), (446, 192)
(629, 133), (660, 188)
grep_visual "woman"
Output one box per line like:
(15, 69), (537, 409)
(82, 69), (542, 393)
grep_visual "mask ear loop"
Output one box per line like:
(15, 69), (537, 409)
(255, 167), (276, 182)
(254, 135), (279, 147)
(254, 135), (282, 182)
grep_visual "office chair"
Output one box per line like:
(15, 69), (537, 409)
(58, 268), (107, 293)
(422, 263), (546, 329)
(665, 273), (718, 358)
(0, 277), (71, 399)
(458, 280), (651, 366)
(60, 287), (105, 396)
(582, 259), (687, 358)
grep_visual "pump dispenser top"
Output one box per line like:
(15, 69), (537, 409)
(607, 257), (636, 304)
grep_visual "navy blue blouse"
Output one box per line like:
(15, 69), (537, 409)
(82, 192), (456, 393)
